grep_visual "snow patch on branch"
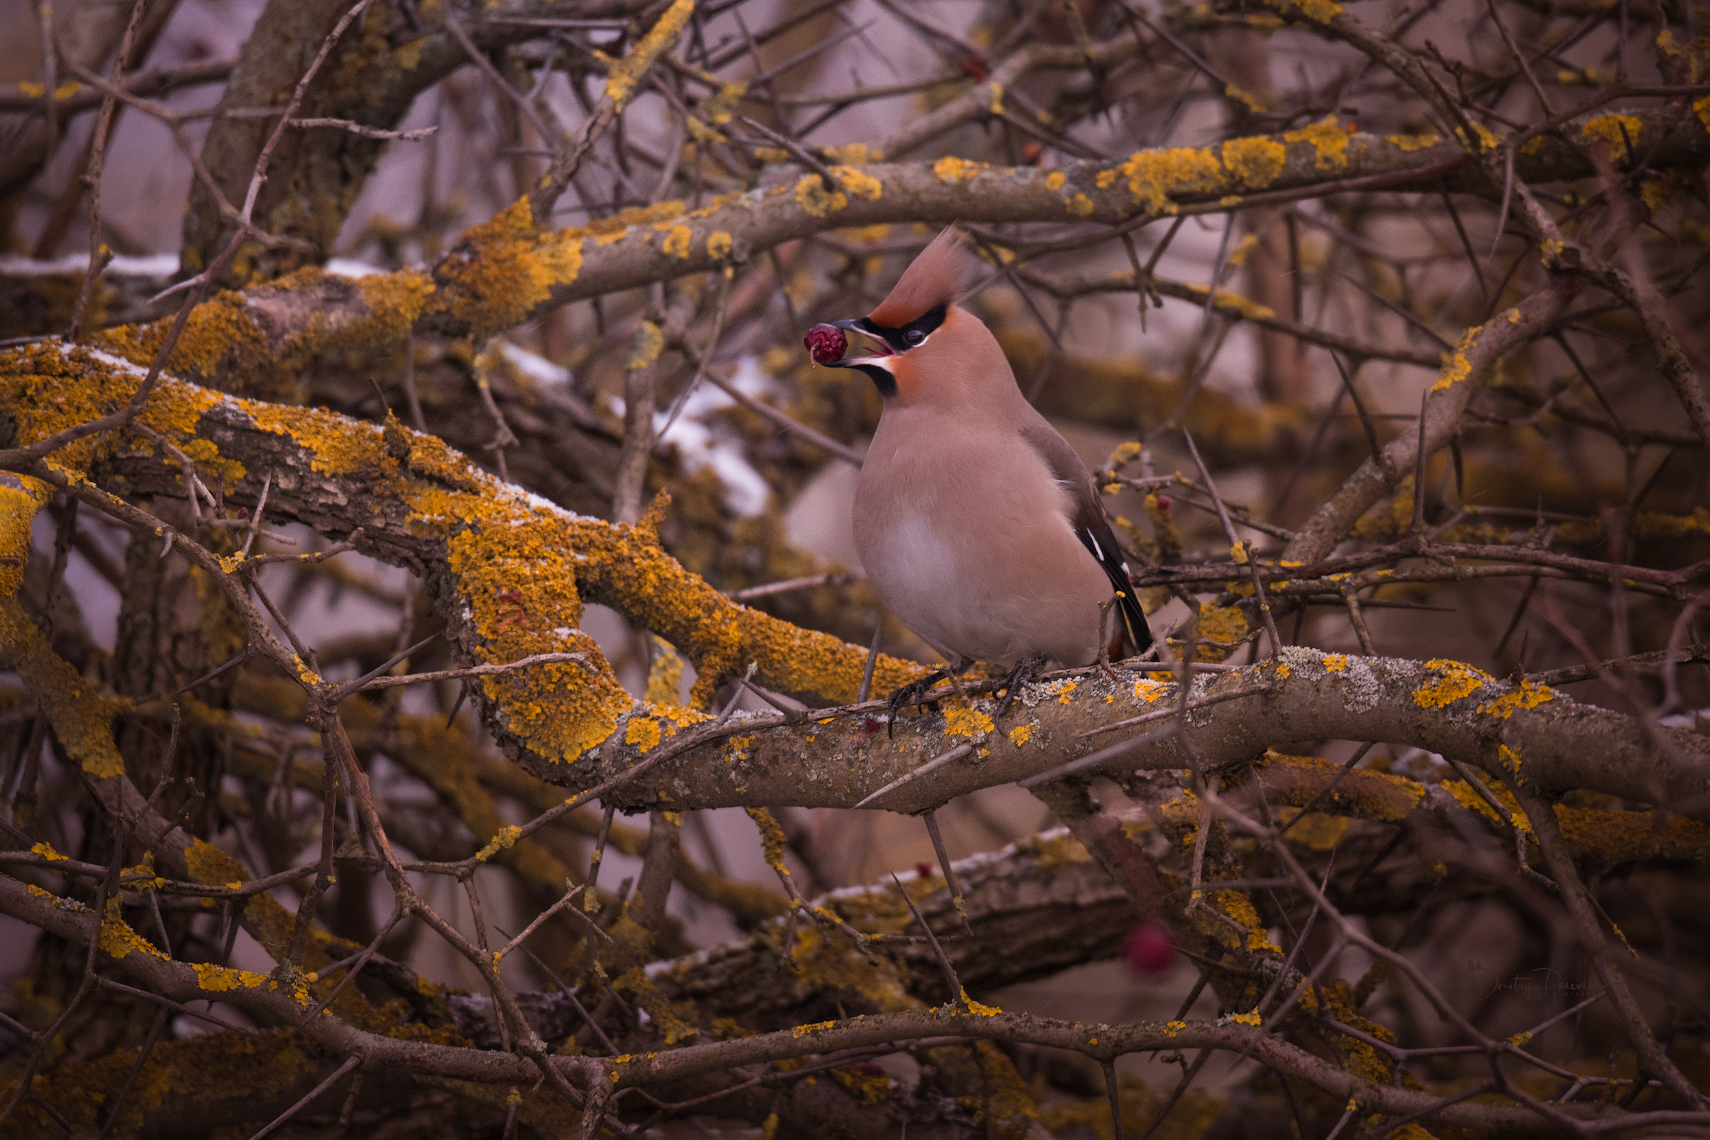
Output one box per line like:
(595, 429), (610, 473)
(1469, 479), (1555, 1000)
(610, 355), (775, 517)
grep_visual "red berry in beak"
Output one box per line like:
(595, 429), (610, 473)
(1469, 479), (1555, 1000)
(1122, 923), (1175, 974)
(805, 323), (847, 366)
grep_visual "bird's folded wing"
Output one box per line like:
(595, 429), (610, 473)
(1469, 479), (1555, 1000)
(1018, 422), (1155, 657)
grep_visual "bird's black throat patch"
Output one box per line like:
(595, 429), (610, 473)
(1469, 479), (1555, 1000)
(851, 362), (898, 398)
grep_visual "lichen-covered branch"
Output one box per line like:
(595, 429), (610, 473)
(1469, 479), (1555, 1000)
(5, 349), (1704, 818)
(1282, 275), (1580, 563)
(567, 649), (1710, 815)
(2, 343), (925, 787)
(11, 802), (1696, 1138)
(84, 104), (1710, 386)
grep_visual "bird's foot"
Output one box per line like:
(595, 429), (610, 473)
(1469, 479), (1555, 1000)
(994, 655), (1047, 720)
(1096, 596), (1122, 680)
(886, 668), (950, 738)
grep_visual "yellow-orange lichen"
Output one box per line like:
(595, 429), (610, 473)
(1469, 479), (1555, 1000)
(247, 400), (392, 478)
(0, 473), (51, 598)
(792, 1019), (837, 1038)
(1581, 113), (1643, 163)
(1457, 121), (1503, 152)
(1443, 780), (1530, 831)
(822, 143), (874, 165)
(98, 897), (170, 961)
(437, 512), (630, 762)
(1388, 132), (1442, 151)
(87, 265), (435, 396)
(625, 714), (664, 752)
(192, 962), (268, 992)
(12, 1026), (328, 1137)
(1109, 146), (1224, 215)
(943, 702), (995, 739)
(627, 320), (664, 370)
(834, 166), (882, 202)
(1178, 281), (1276, 323)
(0, 596), (129, 778)
(1258, 752), (1426, 824)
(438, 199), (584, 338)
(661, 224), (693, 258)
(1132, 677), (1170, 703)
(795, 174), (846, 217)
(1278, 807), (1350, 852)
(475, 824), (524, 863)
(1193, 603), (1250, 660)
(933, 156), (989, 184)
(793, 165), (882, 218)
(1432, 324), (1481, 391)
(1412, 658), (1492, 708)
(183, 837), (248, 888)
(604, 0), (694, 108)
(746, 807), (792, 876)
(1555, 803), (1710, 865)
(1479, 680), (1555, 719)
(1221, 136), (1287, 189)
(1030, 832), (1091, 868)
(1209, 884), (1280, 954)
(1283, 116), (1352, 171)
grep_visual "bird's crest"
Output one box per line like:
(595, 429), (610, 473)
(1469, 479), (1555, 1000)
(868, 226), (980, 327)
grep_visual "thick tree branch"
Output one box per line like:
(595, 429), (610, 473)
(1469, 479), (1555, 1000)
(3, 353), (1704, 820)
(80, 105), (1709, 383)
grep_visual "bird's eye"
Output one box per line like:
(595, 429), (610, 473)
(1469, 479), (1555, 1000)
(904, 329), (926, 346)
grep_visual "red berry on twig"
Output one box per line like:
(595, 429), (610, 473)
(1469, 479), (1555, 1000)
(1122, 923), (1175, 974)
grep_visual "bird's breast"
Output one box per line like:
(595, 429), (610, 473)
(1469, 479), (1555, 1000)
(850, 412), (1112, 667)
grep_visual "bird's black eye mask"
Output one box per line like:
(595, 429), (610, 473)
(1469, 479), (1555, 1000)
(826, 304), (948, 396)
(856, 303), (948, 354)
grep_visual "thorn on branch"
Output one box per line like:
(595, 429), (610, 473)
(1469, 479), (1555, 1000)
(891, 871), (967, 1011)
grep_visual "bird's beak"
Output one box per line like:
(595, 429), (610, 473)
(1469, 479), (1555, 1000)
(825, 318), (894, 368)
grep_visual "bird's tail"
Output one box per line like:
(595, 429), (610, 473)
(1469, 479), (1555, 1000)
(1078, 526), (1155, 660)
(1114, 576), (1153, 659)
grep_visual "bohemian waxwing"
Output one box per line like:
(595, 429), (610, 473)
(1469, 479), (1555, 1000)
(805, 227), (1153, 721)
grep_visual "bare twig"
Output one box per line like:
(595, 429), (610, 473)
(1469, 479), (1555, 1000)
(247, 1055), (362, 1140)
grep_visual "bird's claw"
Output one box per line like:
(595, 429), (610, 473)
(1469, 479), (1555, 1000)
(886, 669), (950, 738)
(993, 655), (1047, 721)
